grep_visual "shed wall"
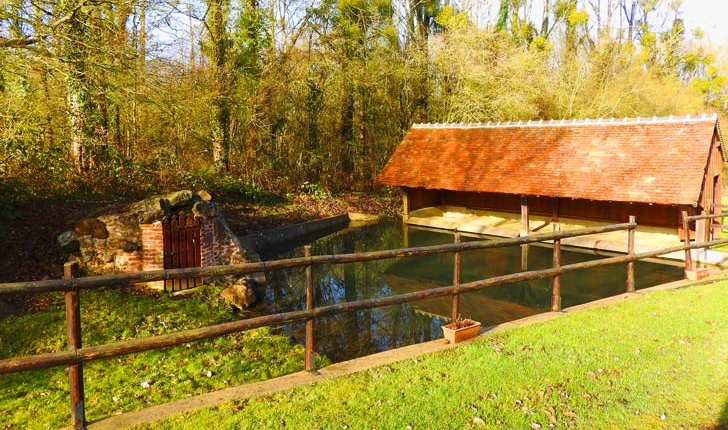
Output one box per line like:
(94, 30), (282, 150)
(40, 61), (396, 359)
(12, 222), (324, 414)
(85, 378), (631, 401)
(406, 187), (686, 229)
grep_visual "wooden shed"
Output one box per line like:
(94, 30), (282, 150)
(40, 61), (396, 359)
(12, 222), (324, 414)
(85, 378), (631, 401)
(377, 115), (725, 249)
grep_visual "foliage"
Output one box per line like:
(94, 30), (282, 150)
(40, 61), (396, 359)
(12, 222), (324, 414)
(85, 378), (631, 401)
(0, 286), (320, 428)
(142, 280), (728, 429)
(0, 1), (726, 202)
(180, 168), (269, 202)
(298, 181), (331, 200)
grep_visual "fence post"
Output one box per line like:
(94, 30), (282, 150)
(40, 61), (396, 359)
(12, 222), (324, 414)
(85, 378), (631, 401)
(626, 216), (635, 293)
(551, 238), (562, 312)
(682, 210), (693, 272)
(304, 246), (316, 373)
(64, 261), (86, 430)
(451, 233), (461, 322)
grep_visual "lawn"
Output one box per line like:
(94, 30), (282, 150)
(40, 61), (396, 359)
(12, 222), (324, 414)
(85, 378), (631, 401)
(0, 286), (317, 429)
(140, 279), (728, 430)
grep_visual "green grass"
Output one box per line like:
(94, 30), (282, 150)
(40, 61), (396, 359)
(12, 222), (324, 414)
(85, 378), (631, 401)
(141, 280), (728, 430)
(0, 286), (322, 429)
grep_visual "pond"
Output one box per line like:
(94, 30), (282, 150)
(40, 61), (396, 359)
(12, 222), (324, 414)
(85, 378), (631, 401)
(250, 221), (683, 363)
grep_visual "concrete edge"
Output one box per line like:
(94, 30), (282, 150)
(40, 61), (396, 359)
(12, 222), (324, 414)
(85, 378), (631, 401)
(80, 274), (727, 430)
(241, 214), (350, 253)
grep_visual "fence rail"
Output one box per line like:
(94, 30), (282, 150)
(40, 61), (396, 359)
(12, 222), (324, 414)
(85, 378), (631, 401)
(0, 219), (726, 429)
(682, 210), (728, 270)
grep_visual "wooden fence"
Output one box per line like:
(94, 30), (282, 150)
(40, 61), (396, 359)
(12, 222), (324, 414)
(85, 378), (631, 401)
(682, 211), (728, 271)
(0, 219), (727, 430)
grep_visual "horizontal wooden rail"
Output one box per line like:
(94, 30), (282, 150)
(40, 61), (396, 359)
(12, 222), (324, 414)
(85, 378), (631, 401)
(685, 213), (727, 221)
(2, 234), (725, 377)
(4, 218), (727, 430)
(0, 223), (635, 296)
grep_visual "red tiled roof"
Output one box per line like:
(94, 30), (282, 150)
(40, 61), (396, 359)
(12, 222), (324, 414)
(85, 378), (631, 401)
(376, 115), (724, 205)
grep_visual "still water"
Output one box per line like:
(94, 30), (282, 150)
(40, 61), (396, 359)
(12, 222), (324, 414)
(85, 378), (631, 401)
(250, 221), (683, 363)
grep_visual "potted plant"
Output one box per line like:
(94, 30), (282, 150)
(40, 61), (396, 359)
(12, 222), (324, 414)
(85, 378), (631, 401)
(441, 315), (481, 344)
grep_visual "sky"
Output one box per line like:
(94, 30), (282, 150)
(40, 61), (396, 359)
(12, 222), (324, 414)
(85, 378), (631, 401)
(680, 0), (728, 44)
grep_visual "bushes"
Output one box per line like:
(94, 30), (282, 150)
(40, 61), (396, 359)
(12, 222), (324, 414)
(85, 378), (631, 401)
(179, 169), (270, 202)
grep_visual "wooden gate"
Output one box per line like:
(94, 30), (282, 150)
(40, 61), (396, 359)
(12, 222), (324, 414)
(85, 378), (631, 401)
(162, 213), (202, 292)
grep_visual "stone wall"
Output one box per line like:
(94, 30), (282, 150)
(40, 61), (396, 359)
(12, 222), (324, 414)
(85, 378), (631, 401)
(59, 190), (260, 285)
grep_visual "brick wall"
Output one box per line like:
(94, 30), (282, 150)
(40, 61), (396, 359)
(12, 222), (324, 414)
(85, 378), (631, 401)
(141, 222), (165, 270)
(115, 250), (142, 273)
(200, 218), (215, 267)
(199, 216), (243, 267)
(138, 215), (244, 290)
(140, 222), (165, 288)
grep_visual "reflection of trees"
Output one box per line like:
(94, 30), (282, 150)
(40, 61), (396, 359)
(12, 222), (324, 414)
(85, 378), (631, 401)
(254, 223), (682, 363)
(256, 222), (431, 362)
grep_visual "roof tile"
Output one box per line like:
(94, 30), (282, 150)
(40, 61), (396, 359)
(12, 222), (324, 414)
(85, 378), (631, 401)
(376, 116), (723, 205)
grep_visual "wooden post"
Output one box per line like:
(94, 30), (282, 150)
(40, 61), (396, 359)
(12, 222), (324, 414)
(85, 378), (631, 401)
(521, 244), (529, 272)
(698, 211), (708, 266)
(626, 216), (635, 293)
(402, 192), (410, 222)
(551, 238), (562, 312)
(451, 233), (461, 322)
(402, 223), (409, 249)
(521, 196), (529, 271)
(552, 197), (560, 232)
(682, 210), (693, 272)
(304, 246), (316, 372)
(520, 195), (529, 236)
(64, 261), (86, 430)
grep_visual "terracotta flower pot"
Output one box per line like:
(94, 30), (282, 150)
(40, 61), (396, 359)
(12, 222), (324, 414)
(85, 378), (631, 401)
(441, 319), (481, 344)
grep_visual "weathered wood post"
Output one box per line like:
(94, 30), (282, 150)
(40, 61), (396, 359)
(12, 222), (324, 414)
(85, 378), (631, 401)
(682, 210), (693, 272)
(552, 197), (560, 232)
(699, 210), (708, 266)
(626, 216), (635, 293)
(451, 233), (461, 322)
(520, 196), (529, 270)
(551, 238), (562, 312)
(64, 261), (86, 430)
(304, 246), (316, 372)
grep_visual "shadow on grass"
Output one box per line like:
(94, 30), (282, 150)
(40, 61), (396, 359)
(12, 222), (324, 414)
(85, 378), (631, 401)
(713, 399), (728, 429)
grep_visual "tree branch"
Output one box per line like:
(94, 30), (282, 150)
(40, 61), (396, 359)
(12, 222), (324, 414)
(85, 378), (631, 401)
(0, 36), (40, 48)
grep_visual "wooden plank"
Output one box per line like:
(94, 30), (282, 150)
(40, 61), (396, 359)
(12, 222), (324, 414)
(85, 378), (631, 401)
(177, 214), (188, 290)
(163, 218), (172, 291)
(185, 215), (195, 289)
(194, 217), (201, 287)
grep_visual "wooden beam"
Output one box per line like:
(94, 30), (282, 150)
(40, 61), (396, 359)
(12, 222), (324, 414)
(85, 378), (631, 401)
(520, 196), (530, 271)
(552, 197), (561, 232)
(520, 195), (529, 237)
(402, 191), (410, 221)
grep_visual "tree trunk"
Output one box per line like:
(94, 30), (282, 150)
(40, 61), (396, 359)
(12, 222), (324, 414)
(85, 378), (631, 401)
(206, 0), (233, 173)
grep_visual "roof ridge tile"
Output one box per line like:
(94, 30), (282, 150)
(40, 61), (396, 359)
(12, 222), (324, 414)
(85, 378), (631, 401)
(410, 114), (718, 129)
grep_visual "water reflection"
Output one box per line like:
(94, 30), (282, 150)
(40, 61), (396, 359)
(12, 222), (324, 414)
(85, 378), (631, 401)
(251, 221), (683, 363)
